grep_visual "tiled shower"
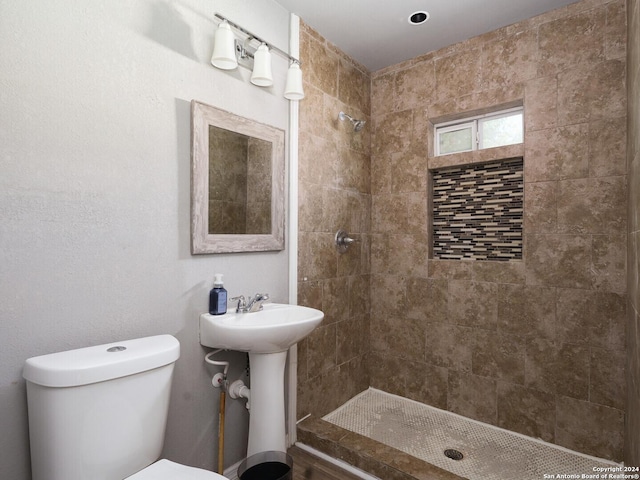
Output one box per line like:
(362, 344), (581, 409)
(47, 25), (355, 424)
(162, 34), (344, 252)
(297, 0), (639, 471)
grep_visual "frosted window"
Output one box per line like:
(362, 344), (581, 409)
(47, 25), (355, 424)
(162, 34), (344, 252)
(438, 125), (474, 155)
(480, 112), (523, 149)
(434, 107), (523, 156)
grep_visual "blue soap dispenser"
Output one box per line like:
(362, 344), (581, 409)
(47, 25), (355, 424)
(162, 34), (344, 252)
(209, 274), (228, 315)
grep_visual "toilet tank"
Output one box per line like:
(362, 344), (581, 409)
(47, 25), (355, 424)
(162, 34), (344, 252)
(23, 335), (180, 480)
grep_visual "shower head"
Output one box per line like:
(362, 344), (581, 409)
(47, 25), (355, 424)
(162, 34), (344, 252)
(338, 111), (366, 132)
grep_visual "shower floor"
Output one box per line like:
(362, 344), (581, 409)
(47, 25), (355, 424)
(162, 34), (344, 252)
(321, 388), (619, 480)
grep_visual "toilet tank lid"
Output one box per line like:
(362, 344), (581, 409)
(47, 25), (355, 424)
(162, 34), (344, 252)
(23, 335), (180, 387)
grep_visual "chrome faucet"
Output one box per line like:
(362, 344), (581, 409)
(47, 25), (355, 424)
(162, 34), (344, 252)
(230, 293), (270, 313)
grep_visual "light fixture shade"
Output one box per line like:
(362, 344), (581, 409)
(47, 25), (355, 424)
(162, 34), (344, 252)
(250, 44), (273, 87)
(284, 63), (304, 100)
(211, 21), (237, 70)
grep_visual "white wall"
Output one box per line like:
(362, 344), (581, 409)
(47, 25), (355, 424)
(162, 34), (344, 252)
(0, 0), (292, 478)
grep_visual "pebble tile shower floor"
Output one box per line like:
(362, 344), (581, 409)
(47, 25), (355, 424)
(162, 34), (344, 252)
(323, 388), (619, 480)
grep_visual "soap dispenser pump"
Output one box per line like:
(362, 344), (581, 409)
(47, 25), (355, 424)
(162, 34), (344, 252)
(209, 274), (228, 315)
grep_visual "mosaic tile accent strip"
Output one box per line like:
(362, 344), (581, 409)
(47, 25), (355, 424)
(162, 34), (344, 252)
(431, 158), (523, 261)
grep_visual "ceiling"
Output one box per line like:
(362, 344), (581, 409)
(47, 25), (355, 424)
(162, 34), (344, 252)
(273, 0), (580, 71)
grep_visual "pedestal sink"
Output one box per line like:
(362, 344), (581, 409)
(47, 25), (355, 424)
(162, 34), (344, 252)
(199, 303), (324, 456)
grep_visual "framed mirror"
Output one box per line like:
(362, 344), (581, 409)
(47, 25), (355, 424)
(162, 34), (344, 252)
(191, 100), (285, 254)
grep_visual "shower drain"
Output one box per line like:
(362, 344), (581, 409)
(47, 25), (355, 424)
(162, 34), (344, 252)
(444, 449), (464, 461)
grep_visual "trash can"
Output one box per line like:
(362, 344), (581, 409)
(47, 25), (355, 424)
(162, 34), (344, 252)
(237, 451), (292, 480)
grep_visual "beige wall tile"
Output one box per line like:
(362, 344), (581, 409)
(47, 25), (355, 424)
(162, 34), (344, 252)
(524, 125), (589, 182)
(589, 117), (627, 177)
(371, 154), (392, 195)
(371, 72), (395, 118)
(298, 181), (323, 232)
(404, 362), (448, 409)
(524, 338), (589, 400)
(556, 289), (627, 348)
(338, 58), (371, 116)
(298, 231), (337, 281)
(523, 285), (558, 339)
(448, 280), (499, 329)
(472, 259), (526, 284)
(337, 314), (368, 364)
(298, 279), (323, 311)
(590, 347), (626, 410)
(406, 277), (448, 322)
(307, 323), (337, 374)
(372, 193), (410, 234)
(524, 75), (558, 132)
(556, 396), (624, 461)
(424, 322), (474, 373)
(555, 343), (590, 399)
(557, 176), (627, 234)
(448, 371), (497, 425)
(592, 234), (627, 294)
(322, 276), (350, 325)
(372, 110), (413, 157)
(481, 29), (538, 91)
(369, 352), (407, 398)
(390, 152), (428, 194)
(297, 367), (343, 417)
(524, 181), (558, 233)
(428, 259), (474, 280)
(370, 274), (406, 317)
(299, 131), (338, 186)
(537, 8), (606, 77)
(524, 337), (559, 394)
(497, 382), (556, 442)
(370, 315), (424, 362)
(604, 0), (627, 60)
(337, 148), (371, 193)
(299, 83), (324, 134)
(472, 331), (526, 384)
(301, 30), (339, 97)
(435, 48), (483, 102)
(349, 274), (371, 317)
(394, 61), (435, 112)
(557, 59), (626, 125)
(525, 234), (593, 288)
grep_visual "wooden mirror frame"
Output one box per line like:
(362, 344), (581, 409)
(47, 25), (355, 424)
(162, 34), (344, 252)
(190, 100), (285, 254)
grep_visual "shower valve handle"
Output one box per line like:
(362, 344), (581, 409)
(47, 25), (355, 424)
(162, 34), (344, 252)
(335, 229), (358, 253)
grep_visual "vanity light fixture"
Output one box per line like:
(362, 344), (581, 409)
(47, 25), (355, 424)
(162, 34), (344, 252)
(212, 13), (304, 100)
(283, 61), (304, 100)
(210, 21), (238, 70)
(250, 43), (273, 87)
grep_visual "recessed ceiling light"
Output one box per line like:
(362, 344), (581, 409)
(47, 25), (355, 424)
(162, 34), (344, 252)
(409, 11), (430, 25)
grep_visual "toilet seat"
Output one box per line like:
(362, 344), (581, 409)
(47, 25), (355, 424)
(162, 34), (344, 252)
(126, 459), (227, 479)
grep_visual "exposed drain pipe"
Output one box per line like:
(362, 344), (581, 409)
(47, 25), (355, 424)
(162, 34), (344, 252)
(228, 379), (251, 409)
(205, 350), (230, 475)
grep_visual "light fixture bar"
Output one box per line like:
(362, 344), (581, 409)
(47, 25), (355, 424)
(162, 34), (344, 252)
(214, 13), (302, 66)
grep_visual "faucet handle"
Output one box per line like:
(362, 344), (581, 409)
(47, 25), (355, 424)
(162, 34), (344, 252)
(230, 295), (246, 312)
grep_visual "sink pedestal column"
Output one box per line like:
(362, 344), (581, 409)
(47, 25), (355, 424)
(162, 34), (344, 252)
(247, 351), (287, 456)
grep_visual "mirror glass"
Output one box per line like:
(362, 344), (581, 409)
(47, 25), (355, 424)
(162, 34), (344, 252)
(191, 100), (285, 254)
(208, 126), (272, 235)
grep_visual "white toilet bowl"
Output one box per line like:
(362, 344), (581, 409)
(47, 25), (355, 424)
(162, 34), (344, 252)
(126, 459), (225, 479)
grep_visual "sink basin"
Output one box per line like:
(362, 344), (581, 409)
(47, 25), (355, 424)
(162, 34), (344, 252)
(199, 303), (324, 354)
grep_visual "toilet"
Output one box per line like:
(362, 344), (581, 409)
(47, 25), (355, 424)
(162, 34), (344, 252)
(23, 335), (226, 480)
